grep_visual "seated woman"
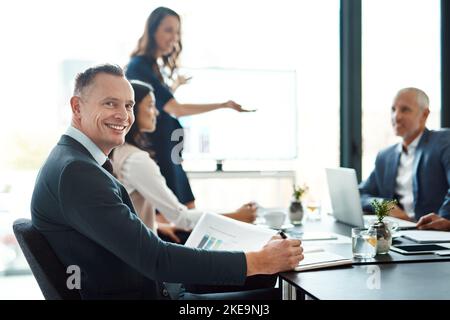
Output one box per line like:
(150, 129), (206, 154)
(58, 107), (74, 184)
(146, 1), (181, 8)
(111, 80), (257, 242)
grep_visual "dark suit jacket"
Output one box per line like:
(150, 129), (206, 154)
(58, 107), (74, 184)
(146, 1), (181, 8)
(31, 135), (246, 299)
(359, 128), (450, 221)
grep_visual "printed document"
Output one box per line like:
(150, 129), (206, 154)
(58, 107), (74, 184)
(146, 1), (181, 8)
(186, 213), (353, 272)
(185, 212), (276, 251)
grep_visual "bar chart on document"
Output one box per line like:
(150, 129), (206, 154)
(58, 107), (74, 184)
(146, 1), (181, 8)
(185, 213), (276, 251)
(196, 230), (232, 250)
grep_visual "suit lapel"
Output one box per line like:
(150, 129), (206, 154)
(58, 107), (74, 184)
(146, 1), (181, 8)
(412, 129), (430, 207)
(59, 135), (97, 162)
(386, 146), (401, 197)
(58, 134), (139, 217)
(412, 149), (423, 205)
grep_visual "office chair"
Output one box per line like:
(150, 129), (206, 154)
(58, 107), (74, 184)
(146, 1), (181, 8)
(12, 218), (81, 300)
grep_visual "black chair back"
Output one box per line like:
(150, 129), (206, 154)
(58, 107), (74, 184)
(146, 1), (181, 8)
(12, 218), (81, 300)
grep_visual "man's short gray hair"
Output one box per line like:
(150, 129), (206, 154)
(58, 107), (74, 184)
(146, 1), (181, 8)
(396, 87), (430, 111)
(74, 64), (124, 96)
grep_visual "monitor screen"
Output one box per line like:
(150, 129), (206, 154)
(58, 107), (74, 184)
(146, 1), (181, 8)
(175, 67), (297, 160)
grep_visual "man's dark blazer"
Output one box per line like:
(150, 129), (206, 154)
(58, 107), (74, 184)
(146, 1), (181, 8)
(31, 135), (246, 299)
(359, 128), (450, 221)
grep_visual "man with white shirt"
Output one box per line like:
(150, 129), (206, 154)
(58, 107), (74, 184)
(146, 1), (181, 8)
(359, 87), (450, 222)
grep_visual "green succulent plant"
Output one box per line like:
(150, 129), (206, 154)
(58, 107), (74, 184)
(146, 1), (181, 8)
(371, 199), (398, 223)
(292, 184), (308, 201)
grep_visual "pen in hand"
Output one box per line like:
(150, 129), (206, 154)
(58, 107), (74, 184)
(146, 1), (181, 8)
(279, 231), (288, 239)
(279, 230), (318, 252)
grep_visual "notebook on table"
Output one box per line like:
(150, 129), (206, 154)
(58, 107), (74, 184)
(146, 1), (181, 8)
(294, 248), (353, 272)
(400, 230), (450, 243)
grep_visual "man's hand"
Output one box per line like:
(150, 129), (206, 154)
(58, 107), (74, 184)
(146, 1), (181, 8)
(416, 213), (450, 231)
(389, 205), (411, 221)
(245, 238), (304, 276)
(225, 202), (257, 223)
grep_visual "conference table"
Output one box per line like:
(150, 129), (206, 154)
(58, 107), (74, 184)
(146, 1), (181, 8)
(279, 214), (450, 300)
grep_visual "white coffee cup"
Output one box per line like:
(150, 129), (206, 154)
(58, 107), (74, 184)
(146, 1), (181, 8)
(264, 211), (286, 229)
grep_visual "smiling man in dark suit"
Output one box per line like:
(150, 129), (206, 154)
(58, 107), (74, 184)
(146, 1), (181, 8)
(30, 64), (303, 300)
(359, 87), (450, 222)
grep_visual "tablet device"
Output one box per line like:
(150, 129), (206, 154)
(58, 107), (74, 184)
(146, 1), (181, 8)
(390, 244), (450, 255)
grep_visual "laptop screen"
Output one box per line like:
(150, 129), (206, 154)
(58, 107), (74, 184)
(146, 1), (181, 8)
(325, 168), (365, 227)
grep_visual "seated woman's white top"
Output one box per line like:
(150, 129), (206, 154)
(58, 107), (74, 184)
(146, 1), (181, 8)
(112, 143), (204, 231)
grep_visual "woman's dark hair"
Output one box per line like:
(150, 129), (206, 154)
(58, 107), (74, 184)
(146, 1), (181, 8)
(130, 6), (182, 82)
(124, 80), (155, 150)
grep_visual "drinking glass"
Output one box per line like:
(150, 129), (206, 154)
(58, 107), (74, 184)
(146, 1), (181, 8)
(352, 227), (377, 259)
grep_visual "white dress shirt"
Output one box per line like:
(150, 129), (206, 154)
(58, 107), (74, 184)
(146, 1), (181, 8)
(395, 132), (423, 219)
(65, 126), (108, 166)
(119, 149), (204, 230)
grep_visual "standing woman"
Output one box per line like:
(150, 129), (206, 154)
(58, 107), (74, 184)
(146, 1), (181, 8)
(126, 7), (248, 208)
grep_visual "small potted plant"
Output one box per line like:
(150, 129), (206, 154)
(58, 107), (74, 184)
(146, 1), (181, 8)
(289, 184), (308, 225)
(369, 199), (397, 254)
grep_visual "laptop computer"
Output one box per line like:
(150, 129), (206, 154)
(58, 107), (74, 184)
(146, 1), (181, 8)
(325, 167), (417, 229)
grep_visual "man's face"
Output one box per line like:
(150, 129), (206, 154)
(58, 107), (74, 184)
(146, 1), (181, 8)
(391, 91), (429, 142)
(71, 73), (135, 155)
